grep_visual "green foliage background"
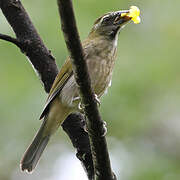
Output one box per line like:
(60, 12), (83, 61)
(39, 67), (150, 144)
(0, 0), (180, 179)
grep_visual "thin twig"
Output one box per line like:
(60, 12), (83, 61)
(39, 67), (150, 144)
(0, 33), (22, 48)
(57, 0), (116, 179)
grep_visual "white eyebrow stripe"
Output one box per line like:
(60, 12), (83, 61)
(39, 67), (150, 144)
(100, 13), (113, 23)
(100, 15), (108, 23)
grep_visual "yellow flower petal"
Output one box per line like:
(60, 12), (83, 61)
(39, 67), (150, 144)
(128, 6), (141, 24)
(132, 16), (141, 24)
(121, 6), (141, 24)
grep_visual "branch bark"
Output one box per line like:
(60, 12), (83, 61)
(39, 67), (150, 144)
(57, 0), (116, 179)
(62, 113), (94, 179)
(0, 0), (93, 179)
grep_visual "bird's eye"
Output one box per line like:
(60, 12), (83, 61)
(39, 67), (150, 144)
(103, 16), (110, 22)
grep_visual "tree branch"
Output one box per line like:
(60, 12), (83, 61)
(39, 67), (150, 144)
(0, 0), (94, 179)
(62, 113), (94, 179)
(57, 0), (116, 179)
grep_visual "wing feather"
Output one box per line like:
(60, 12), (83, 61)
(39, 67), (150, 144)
(39, 59), (73, 119)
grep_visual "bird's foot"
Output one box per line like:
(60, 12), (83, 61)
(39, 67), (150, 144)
(100, 120), (107, 137)
(78, 102), (85, 113)
(74, 94), (100, 112)
(83, 123), (88, 133)
(94, 94), (101, 107)
(72, 97), (84, 113)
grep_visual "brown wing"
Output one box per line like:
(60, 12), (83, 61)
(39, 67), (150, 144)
(39, 59), (73, 119)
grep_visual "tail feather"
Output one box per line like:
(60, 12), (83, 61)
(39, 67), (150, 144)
(21, 98), (71, 172)
(20, 120), (50, 172)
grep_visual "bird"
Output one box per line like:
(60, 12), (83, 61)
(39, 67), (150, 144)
(20, 6), (140, 172)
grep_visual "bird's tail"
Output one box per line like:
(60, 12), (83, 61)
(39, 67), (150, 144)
(20, 119), (49, 173)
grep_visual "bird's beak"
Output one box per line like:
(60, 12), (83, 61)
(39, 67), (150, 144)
(113, 10), (131, 26)
(113, 6), (141, 26)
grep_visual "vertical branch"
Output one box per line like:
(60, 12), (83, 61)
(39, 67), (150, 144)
(57, 0), (116, 179)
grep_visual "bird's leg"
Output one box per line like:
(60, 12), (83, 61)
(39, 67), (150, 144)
(73, 95), (104, 135)
(74, 94), (100, 113)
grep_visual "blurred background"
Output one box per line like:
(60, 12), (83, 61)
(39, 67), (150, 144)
(0, 0), (180, 179)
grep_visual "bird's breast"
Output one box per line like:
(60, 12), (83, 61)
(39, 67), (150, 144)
(59, 37), (118, 108)
(87, 44), (117, 97)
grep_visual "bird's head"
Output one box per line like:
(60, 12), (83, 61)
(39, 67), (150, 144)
(89, 6), (140, 39)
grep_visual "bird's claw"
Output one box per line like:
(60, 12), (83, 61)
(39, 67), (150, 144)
(78, 102), (85, 113)
(83, 124), (88, 133)
(94, 94), (101, 107)
(101, 120), (107, 137)
(77, 94), (100, 112)
(73, 97), (84, 113)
